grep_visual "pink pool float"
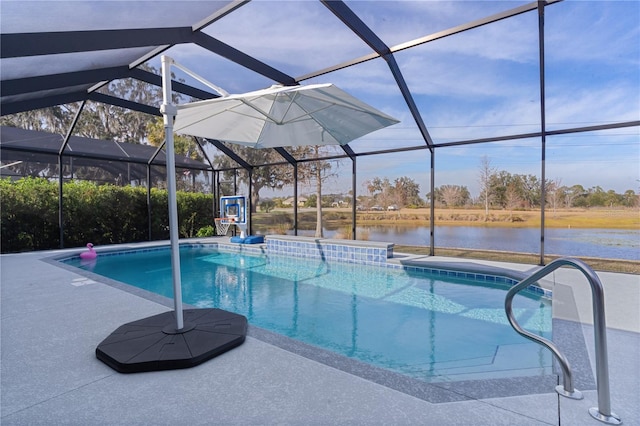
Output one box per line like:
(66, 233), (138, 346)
(80, 243), (97, 260)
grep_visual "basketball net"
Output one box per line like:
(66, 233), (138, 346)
(214, 218), (232, 236)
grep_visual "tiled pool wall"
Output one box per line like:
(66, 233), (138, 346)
(57, 236), (549, 298)
(266, 236), (392, 266)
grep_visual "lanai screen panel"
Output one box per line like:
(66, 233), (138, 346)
(545, 1), (640, 130)
(395, 8), (540, 145)
(346, 1), (532, 48)
(201, 0), (374, 80)
(0, 1), (234, 109)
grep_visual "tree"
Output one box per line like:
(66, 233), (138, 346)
(393, 176), (422, 207)
(260, 199), (276, 212)
(214, 144), (293, 213)
(365, 177), (383, 197)
(437, 184), (468, 208)
(504, 183), (522, 220)
(605, 190), (623, 207)
(622, 189), (639, 207)
(489, 170), (517, 208)
(366, 177), (393, 208)
(478, 156), (496, 219)
(546, 178), (563, 214)
(518, 174), (541, 208)
(293, 146), (335, 237)
(587, 186), (607, 207)
(564, 184), (586, 208)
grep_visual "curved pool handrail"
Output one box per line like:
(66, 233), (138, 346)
(504, 257), (621, 425)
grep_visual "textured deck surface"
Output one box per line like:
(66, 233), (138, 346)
(2, 238), (638, 425)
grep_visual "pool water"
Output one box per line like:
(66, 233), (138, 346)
(66, 246), (553, 382)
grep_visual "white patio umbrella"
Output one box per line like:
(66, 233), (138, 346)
(95, 55), (399, 373)
(163, 58), (398, 324)
(173, 82), (399, 148)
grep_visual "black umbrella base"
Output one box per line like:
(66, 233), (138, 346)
(96, 308), (247, 373)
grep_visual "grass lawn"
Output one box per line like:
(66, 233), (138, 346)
(394, 245), (640, 275)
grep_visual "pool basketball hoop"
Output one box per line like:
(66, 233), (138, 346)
(217, 195), (263, 244)
(219, 195), (247, 238)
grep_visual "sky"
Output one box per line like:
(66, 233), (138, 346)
(161, 0), (639, 199)
(4, 0), (639, 199)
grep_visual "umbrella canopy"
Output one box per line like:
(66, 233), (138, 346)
(173, 83), (399, 148)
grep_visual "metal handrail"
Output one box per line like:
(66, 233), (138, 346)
(505, 258), (621, 425)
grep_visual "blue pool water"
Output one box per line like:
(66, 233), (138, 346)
(65, 246), (553, 382)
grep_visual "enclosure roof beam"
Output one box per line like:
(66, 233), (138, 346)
(1, 92), (89, 116)
(1, 144), (212, 171)
(206, 139), (253, 171)
(385, 55), (434, 149)
(1, 66), (130, 97)
(274, 147), (297, 165)
(391, 0), (560, 54)
(2, 67), (217, 105)
(148, 141), (166, 166)
(201, 113), (640, 168)
(191, 32), (297, 85)
(125, 0), (251, 69)
(87, 92), (161, 116)
(341, 144), (356, 160)
(59, 100), (87, 156)
(2, 84), (202, 117)
(192, 137), (216, 171)
(320, 0), (389, 55)
(0, 27), (195, 58)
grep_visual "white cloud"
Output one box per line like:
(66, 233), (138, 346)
(546, 82), (640, 126)
(546, 1), (640, 67)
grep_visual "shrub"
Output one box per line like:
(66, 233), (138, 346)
(0, 177), (59, 252)
(260, 199), (275, 213)
(196, 225), (215, 237)
(0, 178), (215, 253)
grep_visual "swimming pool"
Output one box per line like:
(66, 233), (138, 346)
(64, 244), (553, 383)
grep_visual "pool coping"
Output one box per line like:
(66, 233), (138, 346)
(43, 237), (595, 403)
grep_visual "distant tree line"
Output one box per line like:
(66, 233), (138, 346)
(431, 181), (637, 209)
(429, 157), (638, 209)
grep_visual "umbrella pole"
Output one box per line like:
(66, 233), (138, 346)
(160, 55), (184, 330)
(95, 56), (248, 373)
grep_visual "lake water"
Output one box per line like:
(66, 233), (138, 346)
(294, 226), (639, 261)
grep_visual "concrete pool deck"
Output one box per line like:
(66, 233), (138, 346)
(1, 238), (638, 425)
